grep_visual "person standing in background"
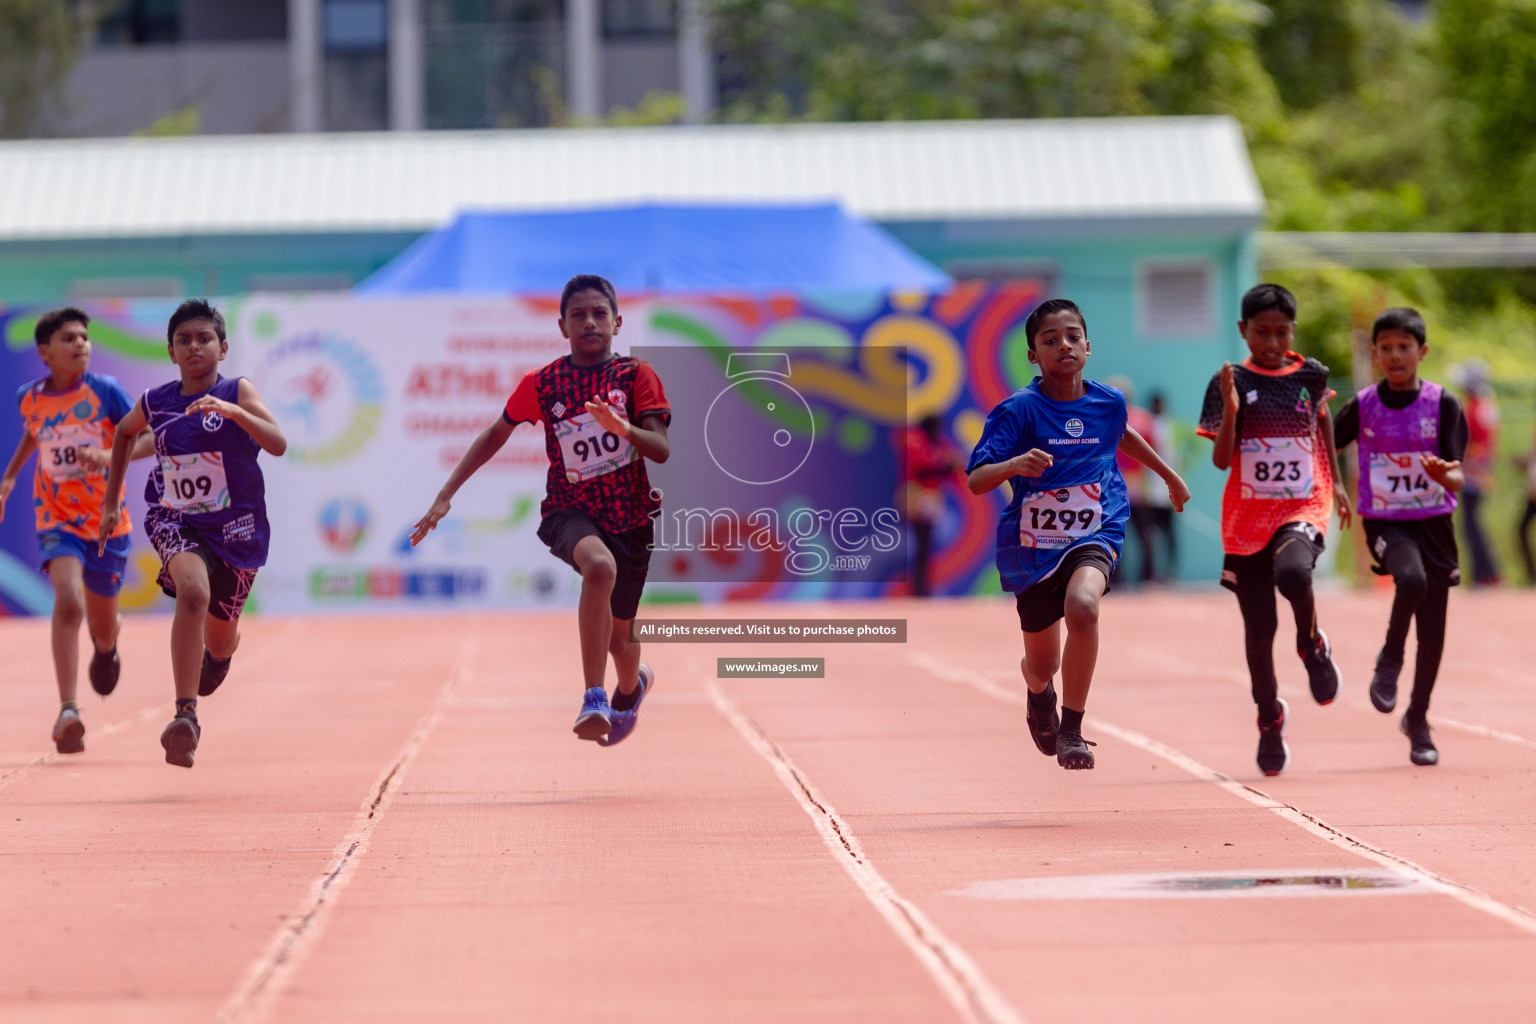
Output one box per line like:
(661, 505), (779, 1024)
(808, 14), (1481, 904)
(1108, 377), (1160, 586)
(1140, 392), (1180, 582)
(901, 414), (961, 597)
(1456, 360), (1501, 585)
(1518, 413), (1536, 586)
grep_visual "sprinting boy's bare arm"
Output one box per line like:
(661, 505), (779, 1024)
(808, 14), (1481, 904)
(1320, 404), (1352, 529)
(585, 399), (670, 464)
(97, 402), (149, 552)
(1117, 426), (1191, 511)
(1211, 362), (1240, 471)
(78, 430), (154, 470)
(1421, 456), (1464, 493)
(0, 431), (39, 524)
(410, 416), (516, 546)
(967, 450), (1053, 495)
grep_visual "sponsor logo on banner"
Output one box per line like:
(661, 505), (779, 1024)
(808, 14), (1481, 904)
(256, 333), (384, 465)
(319, 497), (370, 554)
(308, 566), (487, 602)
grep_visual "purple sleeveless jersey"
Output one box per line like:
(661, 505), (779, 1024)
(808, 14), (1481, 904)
(1357, 379), (1457, 520)
(141, 375), (270, 568)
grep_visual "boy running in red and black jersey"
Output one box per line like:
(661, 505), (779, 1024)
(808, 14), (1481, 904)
(411, 275), (670, 745)
(1199, 284), (1351, 776)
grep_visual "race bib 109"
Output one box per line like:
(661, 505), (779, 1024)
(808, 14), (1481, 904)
(1019, 484), (1103, 549)
(159, 451), (230, 513)
(555, 412), (636, 484)
(1239, 436), (1315, 500)
(1367, 451), (1448, 513)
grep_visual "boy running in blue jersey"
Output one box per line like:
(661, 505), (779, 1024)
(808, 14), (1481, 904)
(0, 308), (153, 753)
(99, 300), (288, 769)
(968, 299), (1190, 769)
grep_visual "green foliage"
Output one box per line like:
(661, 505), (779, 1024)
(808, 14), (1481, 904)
(0, 0), (86, 138)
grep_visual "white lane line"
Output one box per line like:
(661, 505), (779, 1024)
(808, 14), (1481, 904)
(1428, 713), (1536, 751)
(706, 678), (1027, 1024)
(0, 705), (161, 792)
(908, 651), (1536, 939)
(213, 640), (475, 1024)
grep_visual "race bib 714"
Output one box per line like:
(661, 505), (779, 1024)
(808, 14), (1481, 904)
(1367, 451), (1448, 513)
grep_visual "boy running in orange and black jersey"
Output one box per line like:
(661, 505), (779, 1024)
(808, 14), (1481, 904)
(1199, 284), (1350, 776)
(0, 308), (152, 753)
(411, 275), (670, 746)
(1334, 308), (1467, 765)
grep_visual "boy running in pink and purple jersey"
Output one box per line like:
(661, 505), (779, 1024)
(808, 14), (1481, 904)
(1334, 307), (1467, 765)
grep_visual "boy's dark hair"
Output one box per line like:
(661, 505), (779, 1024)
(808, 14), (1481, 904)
(560, 275), (618, 319)
(1240, 283), (1297, 322)
(1023, 298), (1087, 350)
(167, 298), (226, 343)
(34, 307), (90, 346)
(1372, 306), (1427, 347)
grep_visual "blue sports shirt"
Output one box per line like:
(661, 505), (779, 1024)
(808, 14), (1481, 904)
(966, 378), (1130, 593)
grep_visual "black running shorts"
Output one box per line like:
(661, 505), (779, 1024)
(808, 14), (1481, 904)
(537, 509), (654, 620)
(1014, 543), (1116, 634)
(1364, 515), (1460, 587)
(1220, 521), (1325, 597)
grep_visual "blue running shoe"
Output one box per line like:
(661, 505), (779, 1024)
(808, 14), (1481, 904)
(572, 686), (612, 741)
(601, 663), (654, 747)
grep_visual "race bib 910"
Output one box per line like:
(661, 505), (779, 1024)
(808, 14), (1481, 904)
(1019, 484), (1103, 549)
(38, 424), (97, 480)
(159, 452), (230, 513)
(555, 412), (635, 484)
(1367, 451), (1448, 513)
(1239, 436), (1315, 500)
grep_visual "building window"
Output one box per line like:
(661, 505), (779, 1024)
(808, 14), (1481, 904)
(1139, 260), (1215, 338)
(94, 0), (181, 46)
(943, 258), (1057, 293)
(324, 0), (388, 50)
(603, 0), (675, 38)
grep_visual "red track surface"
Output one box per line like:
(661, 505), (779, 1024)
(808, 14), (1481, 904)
(3, 589), (1535, 1023)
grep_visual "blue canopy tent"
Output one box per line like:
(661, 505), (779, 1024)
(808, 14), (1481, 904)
(355, 203), (950, 294)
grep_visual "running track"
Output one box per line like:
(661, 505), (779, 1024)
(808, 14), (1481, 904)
(3, 589), (1534, 1022)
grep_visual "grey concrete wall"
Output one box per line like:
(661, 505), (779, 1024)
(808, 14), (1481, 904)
(40, 43), (291, 137)
(183, 0), (288, 41)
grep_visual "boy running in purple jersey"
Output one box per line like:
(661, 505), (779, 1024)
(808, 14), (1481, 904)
(1334, 308), (1467, 765)
(1, 308), (153, 753)
(411, 275), (671, 746)
(100, 300), (288, 768)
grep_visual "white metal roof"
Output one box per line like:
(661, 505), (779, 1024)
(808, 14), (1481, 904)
(0, 117), (1263, 241)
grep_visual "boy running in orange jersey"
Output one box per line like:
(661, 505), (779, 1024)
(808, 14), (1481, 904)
(0, 308), (152, 753)
(1199, 284), (1350, 777)
(411, 275), (671, 746)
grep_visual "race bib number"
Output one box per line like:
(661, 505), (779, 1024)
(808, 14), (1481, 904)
(1019, 485), (1103, 549)
(159, 452), (230, 513)
(555, 412), (635, 484)
(38, 424), (97, 480)
(1239, 437), (1315, 500)
(1367, 451), (1448, 513)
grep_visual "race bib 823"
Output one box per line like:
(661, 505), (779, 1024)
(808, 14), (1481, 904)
(1239, 436), (1315, 500)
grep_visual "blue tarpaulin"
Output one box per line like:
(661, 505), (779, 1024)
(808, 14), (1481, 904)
(356, 203), (951, 294)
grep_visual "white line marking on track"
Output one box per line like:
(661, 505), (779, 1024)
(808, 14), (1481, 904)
(213, 640), (476, 1024)
(908, 651), (1536, 938)
(706, 678), (1028, 1024)
(1428, 713), (1536, 751)
(0, 705), (161, 792)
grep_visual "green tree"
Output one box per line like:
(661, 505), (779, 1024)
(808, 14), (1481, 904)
(0, 0), (87, 138)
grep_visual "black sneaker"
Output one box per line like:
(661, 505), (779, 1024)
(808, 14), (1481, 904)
(1256, 698), (1290, 776)
(161, 711), (200, 768)
(198, 650), (232, 697)
(52, 706), (85, 754)
(88, 645), (120, 696)
(1400, 713), (1438, 766)
(1299, 630), (1342, 705)
(1025, 682), (1060, 757)
(1370, 649), (1402, 713)
(1055, 729), (1096, 770)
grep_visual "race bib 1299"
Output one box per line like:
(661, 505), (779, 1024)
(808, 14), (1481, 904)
(1018, 484), (1103, 549)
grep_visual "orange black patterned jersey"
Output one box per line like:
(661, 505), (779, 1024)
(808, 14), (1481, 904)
(503, 355), (670, 533)
(1198, 353), (1335, 556)
(15, 371), (134, 540)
